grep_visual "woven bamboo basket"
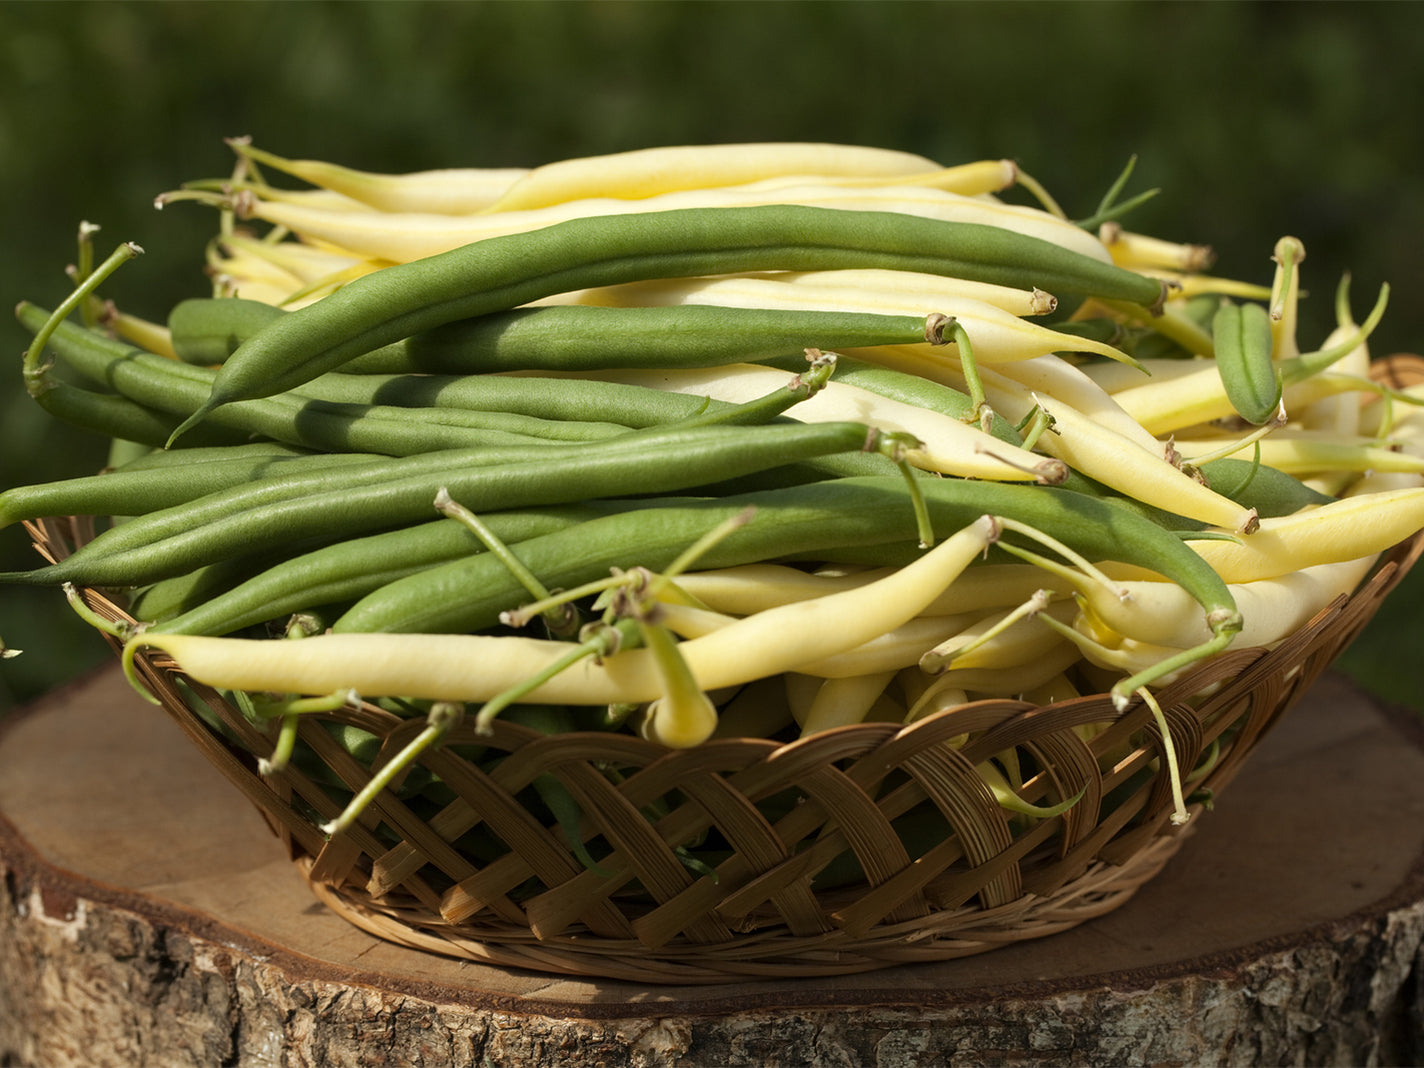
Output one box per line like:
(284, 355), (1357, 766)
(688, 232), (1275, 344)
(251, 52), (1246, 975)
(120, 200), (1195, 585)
(31, 355), (1424, 985)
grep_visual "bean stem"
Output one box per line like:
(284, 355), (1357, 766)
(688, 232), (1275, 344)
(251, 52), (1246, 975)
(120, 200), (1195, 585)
(24, 241), (142, 395)
(321, 701), (466, 836)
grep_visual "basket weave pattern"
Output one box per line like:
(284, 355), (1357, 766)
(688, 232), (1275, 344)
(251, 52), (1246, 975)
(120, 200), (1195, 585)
(34, 516), (1423, 984)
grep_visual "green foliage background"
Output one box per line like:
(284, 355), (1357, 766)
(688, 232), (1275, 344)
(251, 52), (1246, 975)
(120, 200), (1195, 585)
(2, 0), (1422, 714)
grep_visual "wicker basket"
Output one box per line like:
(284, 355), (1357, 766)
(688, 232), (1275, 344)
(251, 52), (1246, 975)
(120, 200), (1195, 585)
(32, 357), (1424, 985)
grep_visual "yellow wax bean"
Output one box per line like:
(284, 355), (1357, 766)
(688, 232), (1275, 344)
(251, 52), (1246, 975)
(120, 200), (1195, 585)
(800, 671), (899, 736)
(1074, 357), (1208, 396)
(1176, 435), (1424, 477)
(637, 621), (719, 748)
(905, 644), (1084, 718)
(572, 268), (1059, 320)
(1055, 625), (1194, 683)
(919, 599), (1076, 673)
(1111, 360), (1260, 437)
(238, 185), (382, 213)
(668, 561), (1068, 618)
(778, 158), (1019, 197)
(1104, 487), (1424, 584)
(986, 354), (1161, 455)
(484, 142), (944, 211)
(1268, 237), (1306, 363)
(1300, 320), (1370, 436)
(1099, 222), (1215, 272)
(106, 310), (177, 360)
(903, 680), (969, 724)
(792, 615), (986, 678)
(231, 178), (1112, 266)
(219, 233), (378, 287)
(1077, 554), (1379, 649)
(976, 370), (1259, 532)
(207, 245), (305, 293)
(130, 516), (1000, 705)
(1135, 269), (1273, 302)
(653, 601), (984, 679)
(711, 676), (794, 740)
(784, 672), (822, 727)
(231, 139), (529, 214)
(579, 364), (1060, 482)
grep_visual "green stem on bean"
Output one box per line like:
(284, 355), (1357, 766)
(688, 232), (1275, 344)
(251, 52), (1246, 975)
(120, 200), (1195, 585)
(991, 518), (1129, 603)
(1075, 155), (1160, 231)
(478, 507), (756, 732)
(23, 241), (142, 397)
(165, 202), (1168, 442)
(473, 617), (642, 733)
(1139, 686), (1190, 826)
(321, 701), (466, 837)
(248, 689), (360, 774)
(920, 588), (1056, 674)
(62, 583), (136, 641)
(73, 221), (105, 329)
(433, 487), (579, 638)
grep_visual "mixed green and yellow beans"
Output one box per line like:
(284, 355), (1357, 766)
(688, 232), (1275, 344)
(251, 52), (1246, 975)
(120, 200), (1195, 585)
(7, 140), (1424, 836)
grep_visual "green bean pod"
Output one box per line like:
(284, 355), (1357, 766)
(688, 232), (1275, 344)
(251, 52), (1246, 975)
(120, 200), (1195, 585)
(762, 351), (1025, 445)
(150, 504), (615, 636)
(175, 204), (1166, 437)
(1, 420), (886, 588)
(1212, 299), (1281, 425)
(331, 474), (1239, 641)
(297, 370), (720, 428)
(1196, 457), (1334, 516)
(124, 543), (318, 624)
(0, 448), (383, 529)
(23, 378), (251, 450)
(18, 305), (613, 455)
(167, 296), (286, 364)
(342, 304), (942, 375)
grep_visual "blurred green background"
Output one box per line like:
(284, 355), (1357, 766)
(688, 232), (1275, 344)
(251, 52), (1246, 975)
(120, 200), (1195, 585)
(2, 0), (1422, 715)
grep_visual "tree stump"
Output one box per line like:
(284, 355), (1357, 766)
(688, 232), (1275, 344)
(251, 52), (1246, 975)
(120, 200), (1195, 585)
(2, 663), (1423, 1068)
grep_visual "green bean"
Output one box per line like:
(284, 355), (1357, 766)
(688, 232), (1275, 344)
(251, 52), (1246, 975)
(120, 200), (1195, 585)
(1196, 457), (1334, 516)
(300, 370), (719, 428)
(172, 204), (1166, 438)
(1212, 299), (1281, 425)
(172, 300), (948, 378)
(151, 504), (613, 636)
(763, 351), (1025, 445)
(6, 444), (561, 581)
(341, 304), (943, 375)
(1, 420), (887, 588)
(111, 441), (316, 472)
(0, 448), (383, 529)
(125, 548), (305, 624)
(167, 296), (286, 364)
(331, 474), (1239, 645)
(22, 377), (251, 449)
(17, 305), (602, 455)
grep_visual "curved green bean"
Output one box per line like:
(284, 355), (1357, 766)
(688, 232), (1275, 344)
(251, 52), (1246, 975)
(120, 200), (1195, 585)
(1213, 299), (1281, 425)
(17, 305), (602, 456)
(150, 504), (614, 636)
(0, 447), (383, 529)
(345, 304), (943, 375)
(168, 296), (286, 364)
(173, 204), (1165, 438)
(331, 474), (1239, 642)
(1, 420), (886, 588)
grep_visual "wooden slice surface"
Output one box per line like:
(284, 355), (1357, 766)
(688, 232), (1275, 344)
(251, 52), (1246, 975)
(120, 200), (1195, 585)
(2, 663), (1424, 1067)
